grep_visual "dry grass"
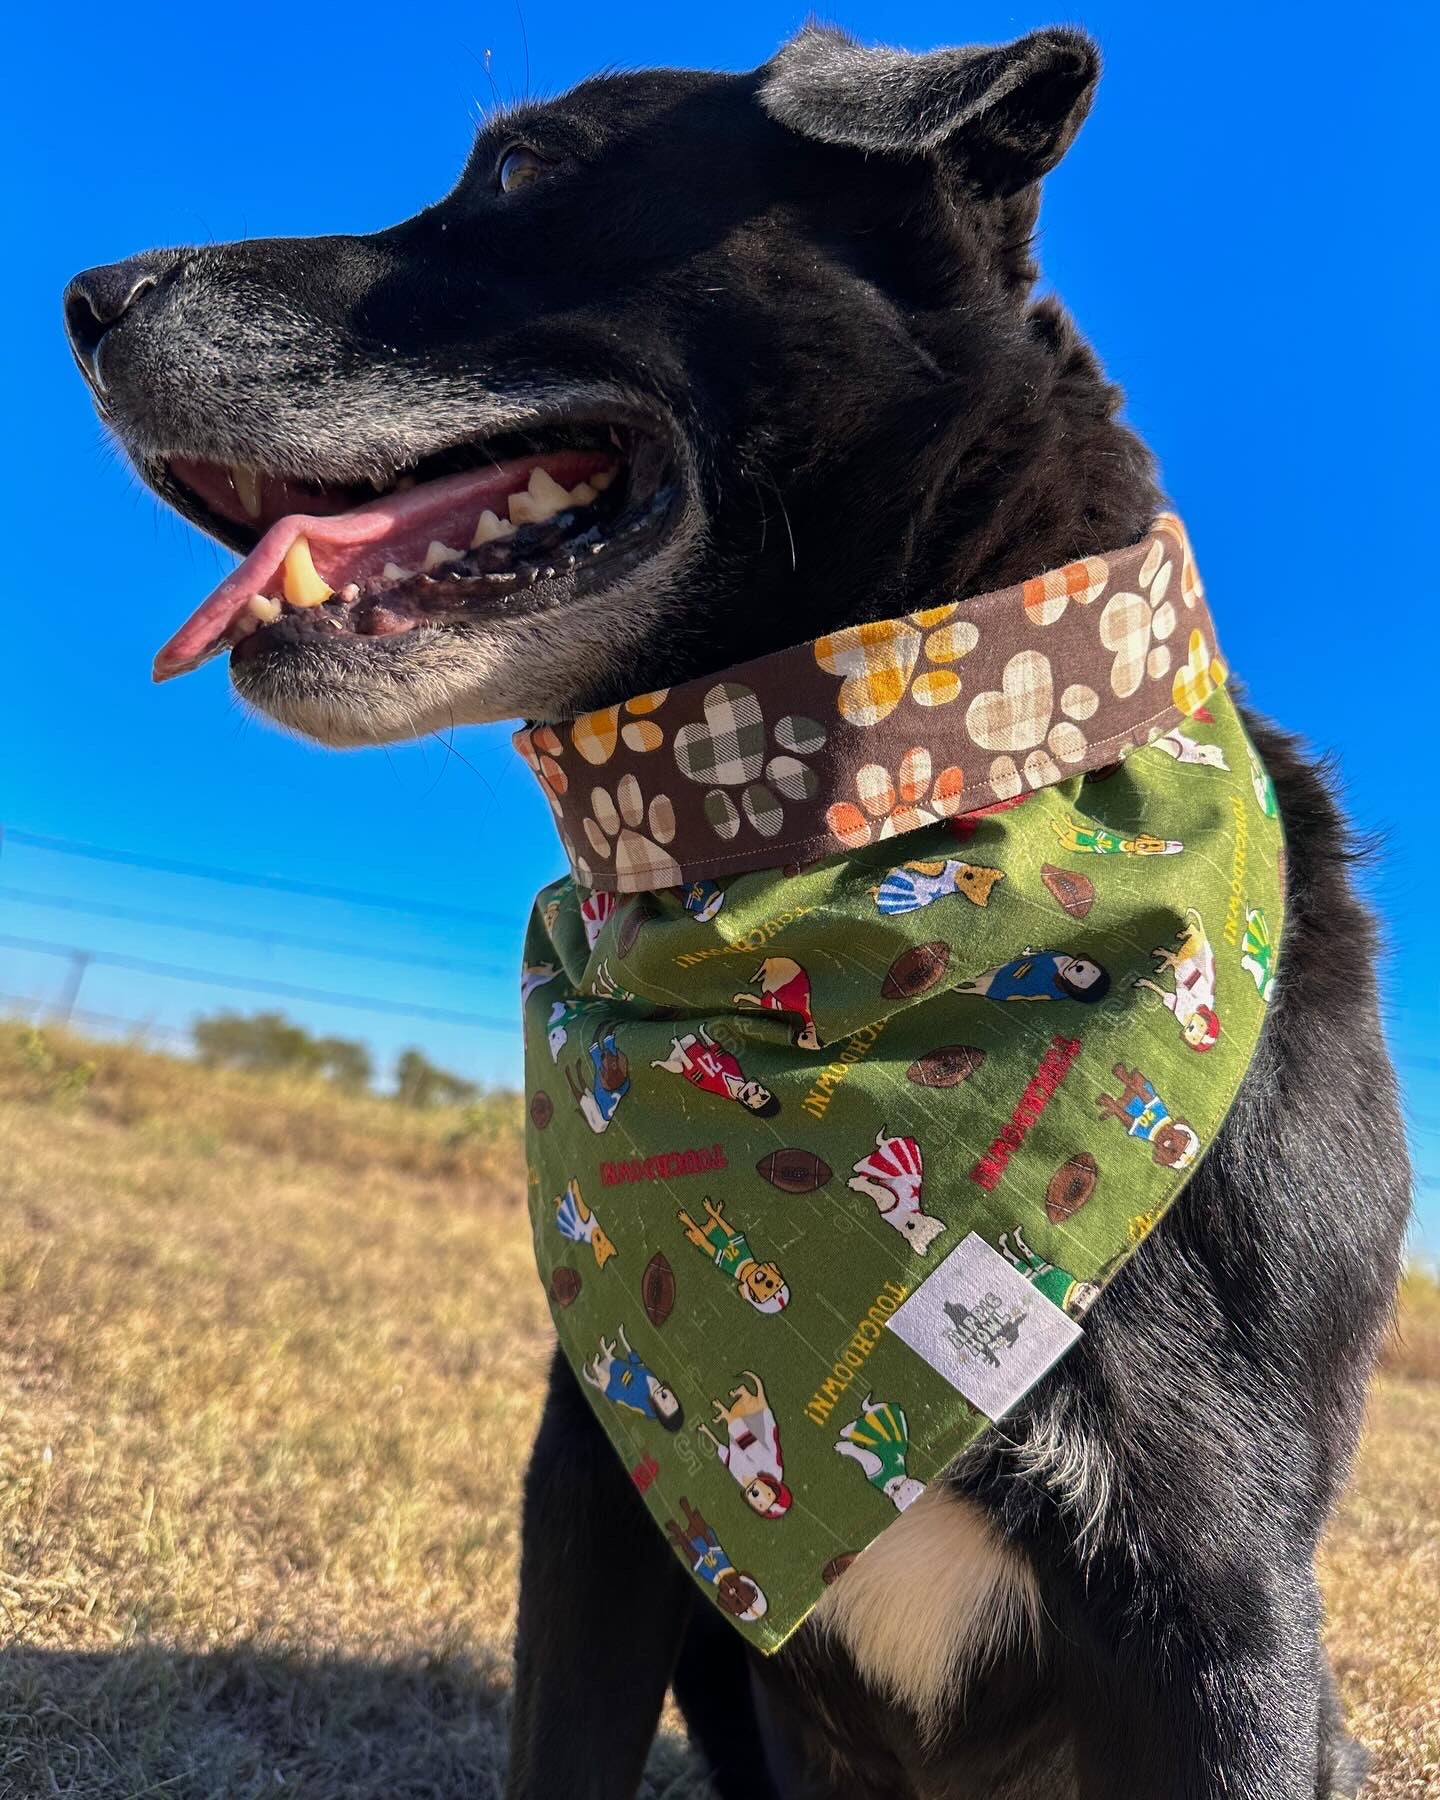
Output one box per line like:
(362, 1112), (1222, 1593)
(0, 1025), (1434, 1798)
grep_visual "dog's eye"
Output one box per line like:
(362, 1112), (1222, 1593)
(498, 146), (549, 194)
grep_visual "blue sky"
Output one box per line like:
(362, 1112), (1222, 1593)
(4, 2), (1437, 1243)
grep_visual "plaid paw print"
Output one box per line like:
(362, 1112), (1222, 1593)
(516, 725), (568, 812)
(1098, 538), (1179, 698)
(578, 775), (682, 889)
(571, 690), (670, 765)
(814, 608), (978, 727)
(1172, 629), (1228, 719)
(825, 748), (968, 849)
(672, 683), (826, 841)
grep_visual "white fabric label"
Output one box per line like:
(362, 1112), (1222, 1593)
(886, 1231), (1084, 1421)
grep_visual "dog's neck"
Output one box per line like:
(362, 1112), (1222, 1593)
(923, 299), (1164, 601)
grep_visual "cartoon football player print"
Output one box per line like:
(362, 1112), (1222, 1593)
(956, 949), (1111, 1005)
(997, 1224), (1101, 1318)
(696, 1371), (792, 1519)
(1095, 1064), (1201, 1170)
(874, 858), (1004, 916)
(733, 957), (822, 1052)
(833, 1395), (925, 1513)
(521, 962), (559, 1005)
(847, 1129), (946, 1254)
(1051, 817), (1183, 857)
(677, 1197), (790, 1314)
(682, 878), (726, 923)
(652, 1023), (780, 1116)
(582, 1325), (684, 1432)
(1133, 908), (1221, 1051)
(565, 1025), (630, 1133)
(553, 1178), (617, 1268)
(1242, 908), (1276, 1002)
(664, 1497), (768, 1621)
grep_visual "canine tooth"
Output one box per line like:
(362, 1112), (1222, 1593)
(424, 540), (464, 570)
(569, 482), (597, 506)
(382, 562), (411, 583)
(470, 509), (515, 547)
(247, 594), (283, 624)
(339, 583), (360, 602)
(509, 466), (570, 525)
(230, 611), (259, 639)
(231, 464), (263, 519)
(589, 468), (615, 492)
(281, 537), (333, 608)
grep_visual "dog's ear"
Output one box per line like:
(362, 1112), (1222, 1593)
(759, 24), (1099, 196)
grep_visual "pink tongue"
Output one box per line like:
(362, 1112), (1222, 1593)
(153, 450), (609, 681)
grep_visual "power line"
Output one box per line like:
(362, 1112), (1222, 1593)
(0, 827), (513, 928)
(0, 884), (513, 980)
(0, 931), (513, 1030)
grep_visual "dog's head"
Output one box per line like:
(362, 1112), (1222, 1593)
(65, 27), (1102, 748)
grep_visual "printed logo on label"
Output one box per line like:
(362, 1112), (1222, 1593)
(886, 1233), (1083, 1421)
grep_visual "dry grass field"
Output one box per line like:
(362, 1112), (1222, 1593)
(1, 1025), (1435, 1798)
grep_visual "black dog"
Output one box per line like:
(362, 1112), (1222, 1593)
(65, 27), (1409, 1798)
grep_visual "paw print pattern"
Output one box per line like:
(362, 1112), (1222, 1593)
(1098, 539), (1178, 699)
(825, 748), (968, 849)
(571, 691), (670, 765)
(964, 653), (1100, 798)
(517, 725), (568, 812)
(672, 683), (827, 841)
(814, 608), (979, 727)
(1021, 556), (1110, 627)
(578, 775), (683, 889)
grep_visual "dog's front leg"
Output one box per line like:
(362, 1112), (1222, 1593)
(1064, 1561), (1333, 1799)
(507, 1344), (694, 1800)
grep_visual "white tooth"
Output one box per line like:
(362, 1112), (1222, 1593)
(569, 482), (597, 506)
(230, 611), (259, 639)
(424, 540), (464, 570)
(509, 466), (570, 525)
(247, 594), (282, 623)
(382, 562), (412, 583)
(231, 464), (263, 519)
(470, 509), (516, 547)
(589, 468), (615, 492)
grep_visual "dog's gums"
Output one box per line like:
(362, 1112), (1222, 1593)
(153, 424), (679, 680)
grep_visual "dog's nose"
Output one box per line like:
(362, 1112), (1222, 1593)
(63, 252), (179, 388)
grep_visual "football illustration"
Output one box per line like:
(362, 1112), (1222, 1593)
(907, 1045), (986, 1088)
(757, 1148), (833, 1193)
(1046, 1151), (1100, 1222)
(1040, 863), (1096, 920)
(822, 1553), (858, 1585)
(549, 1266), (582, 1308)
(616, 897), (653, 959)
(881, 940), (951, 999)
(641, 1251), (676, 1326)
(529, 1089), (554, 1131)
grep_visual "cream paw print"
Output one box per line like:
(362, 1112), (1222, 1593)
(672, 682), (827, 841)
(577, 775), (682, 889)
(814, 606), (978, 726)
(825, 748), (968, 849)
(963, 652), (1099, 798)
(1098, 537), (1179, 698)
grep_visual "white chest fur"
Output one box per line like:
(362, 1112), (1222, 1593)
(809, 1487), (1040, 1739)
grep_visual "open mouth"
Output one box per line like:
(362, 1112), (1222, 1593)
(151, 422), (679, 681)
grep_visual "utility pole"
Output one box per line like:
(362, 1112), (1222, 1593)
(55, 950), (91, 1025)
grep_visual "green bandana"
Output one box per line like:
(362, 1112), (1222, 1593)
(515, 516), (1284, 1651)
